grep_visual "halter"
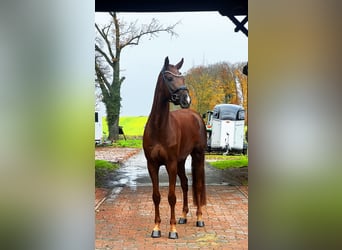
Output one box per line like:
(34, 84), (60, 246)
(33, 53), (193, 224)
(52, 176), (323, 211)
(162, 70), (189, 103)
(163, 70), (183, 78)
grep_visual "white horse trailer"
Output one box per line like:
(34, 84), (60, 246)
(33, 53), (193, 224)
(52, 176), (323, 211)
(95, 111), (103, 144)
(206, 104), (246, 155)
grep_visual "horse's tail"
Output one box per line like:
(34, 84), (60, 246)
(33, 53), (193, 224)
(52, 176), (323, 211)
(191, 150), (206, 206)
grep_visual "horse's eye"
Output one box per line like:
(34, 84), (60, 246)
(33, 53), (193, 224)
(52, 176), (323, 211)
(167, 76), (173, 81)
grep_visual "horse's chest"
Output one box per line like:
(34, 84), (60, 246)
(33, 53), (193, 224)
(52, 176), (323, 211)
(146, 143), (177, 163)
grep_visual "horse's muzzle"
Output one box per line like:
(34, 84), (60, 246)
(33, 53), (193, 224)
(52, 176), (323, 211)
(170, 87), (191, 108)
(179, 93), (191, 108)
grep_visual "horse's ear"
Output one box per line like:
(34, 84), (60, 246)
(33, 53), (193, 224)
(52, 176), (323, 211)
(164, 56), (169, 69)
(175, 58), (184, 69)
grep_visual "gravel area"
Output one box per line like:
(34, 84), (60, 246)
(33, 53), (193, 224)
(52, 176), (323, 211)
(95, 146), (141, 163)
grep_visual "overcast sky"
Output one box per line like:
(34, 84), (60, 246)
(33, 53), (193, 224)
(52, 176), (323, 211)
(95, 11), (248, 116)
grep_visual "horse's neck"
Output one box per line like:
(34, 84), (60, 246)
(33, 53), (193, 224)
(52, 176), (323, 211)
(148, 75), (170, 130)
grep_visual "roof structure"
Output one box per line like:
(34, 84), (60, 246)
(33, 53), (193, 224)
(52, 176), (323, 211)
(95, 0), (248, 36)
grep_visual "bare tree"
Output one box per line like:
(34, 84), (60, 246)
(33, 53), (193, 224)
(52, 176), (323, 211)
(95, 12), (179, 141)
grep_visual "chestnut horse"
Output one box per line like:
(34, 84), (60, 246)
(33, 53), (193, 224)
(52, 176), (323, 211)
(143, 57), (207, 239)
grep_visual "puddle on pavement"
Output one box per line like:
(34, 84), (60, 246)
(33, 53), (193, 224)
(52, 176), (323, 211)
(107, 150), (246, 190)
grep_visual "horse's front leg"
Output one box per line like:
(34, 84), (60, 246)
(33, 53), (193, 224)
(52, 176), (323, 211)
(166, 162), (178, 239)
(147, 162), (161, 238)
(177, 160), (189, 224)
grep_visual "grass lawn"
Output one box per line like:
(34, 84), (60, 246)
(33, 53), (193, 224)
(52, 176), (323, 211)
(102, 116), (148, 137)
(112, 139), (142, 148)
(95, 159), (119, 170)
(207, 155), (248, 170)
(119, 116), (148, 136)
(95, 159), (119, 187)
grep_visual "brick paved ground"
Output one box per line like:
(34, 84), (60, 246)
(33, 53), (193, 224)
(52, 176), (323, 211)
(95, 147), (141, 163)
(96, 185), (248, 249)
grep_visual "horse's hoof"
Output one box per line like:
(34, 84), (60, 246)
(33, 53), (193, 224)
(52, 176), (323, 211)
(178, 218), (187, 224)
(196, 221), (205, 227)
(168, 231), (178, 239)
(151, 230), (161, 238)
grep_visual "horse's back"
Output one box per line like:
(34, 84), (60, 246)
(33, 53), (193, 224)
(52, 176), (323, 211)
(170, 109), (204, 130)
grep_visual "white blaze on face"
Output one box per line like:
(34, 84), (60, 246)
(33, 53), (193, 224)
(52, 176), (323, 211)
(186, 94), (191, 104)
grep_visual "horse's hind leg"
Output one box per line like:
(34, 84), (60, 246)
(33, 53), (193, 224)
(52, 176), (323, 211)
(147, 162), (161, 238)
(191, 150), (206, 227)
(177, 159), (189, 224)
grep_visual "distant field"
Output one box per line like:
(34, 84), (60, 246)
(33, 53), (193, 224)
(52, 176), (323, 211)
(102, 116), (148, 137)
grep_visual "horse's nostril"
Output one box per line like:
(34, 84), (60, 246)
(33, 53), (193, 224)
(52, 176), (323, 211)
(171, 94), (178, 102)
(179, 94), (191, 108)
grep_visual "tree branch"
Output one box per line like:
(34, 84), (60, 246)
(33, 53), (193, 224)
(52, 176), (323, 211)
(95, 44), (113, 67)
(109, 12), (121, 62)
(95, 62), (111, 98)
(95, 22), (117, 66)
(119, 76), (126, 86)
(120, 19), (179, 49)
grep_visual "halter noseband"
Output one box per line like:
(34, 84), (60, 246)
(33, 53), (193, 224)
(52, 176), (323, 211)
(162, 70), (189, 102)
(163, 70), (183, 78)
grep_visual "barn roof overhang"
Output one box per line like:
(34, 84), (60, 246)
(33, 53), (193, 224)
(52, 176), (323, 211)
(95, 0), (248, 36)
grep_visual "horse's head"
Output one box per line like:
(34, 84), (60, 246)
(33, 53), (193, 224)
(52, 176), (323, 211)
(161, 56), (191, 109)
